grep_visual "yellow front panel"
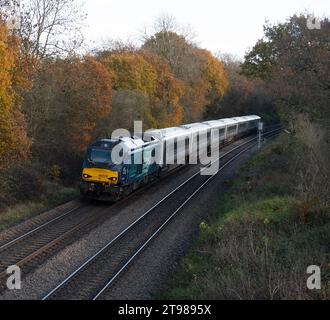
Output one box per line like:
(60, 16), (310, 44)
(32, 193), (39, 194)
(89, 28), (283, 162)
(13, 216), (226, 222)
(82, 168), (119, 184)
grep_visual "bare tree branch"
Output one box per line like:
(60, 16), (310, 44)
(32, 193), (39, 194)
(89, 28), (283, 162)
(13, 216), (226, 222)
(1, 0), (87, 58)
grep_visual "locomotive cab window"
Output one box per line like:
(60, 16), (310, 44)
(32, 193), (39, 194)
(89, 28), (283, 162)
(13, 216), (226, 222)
(90, 149), (111, 163)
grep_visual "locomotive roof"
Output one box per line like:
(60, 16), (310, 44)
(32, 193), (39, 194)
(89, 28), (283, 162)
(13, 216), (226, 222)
(91, 137), (146, 151)
(90, 139), (120, 149)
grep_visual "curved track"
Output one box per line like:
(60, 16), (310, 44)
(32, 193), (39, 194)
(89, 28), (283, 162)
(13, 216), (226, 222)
(42, 128), (282, 300)
(0, 163), (193, 291)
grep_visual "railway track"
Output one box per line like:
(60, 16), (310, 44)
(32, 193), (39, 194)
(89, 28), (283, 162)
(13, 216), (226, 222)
(42, 128), (282, 300)
(0, 160), (195, 291)
(0, 203), (108, 289)
(2, 141), (220, 287)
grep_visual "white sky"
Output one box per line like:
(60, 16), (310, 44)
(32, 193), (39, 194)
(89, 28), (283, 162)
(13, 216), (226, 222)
(84, 0), (330, 58)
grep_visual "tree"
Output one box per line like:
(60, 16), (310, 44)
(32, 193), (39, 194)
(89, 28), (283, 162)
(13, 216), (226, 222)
(98, 49), (185, 128)
(101, 52), (157, 96)
(143, 31), (229, 122)
(1, 0), (86, 59)
(241, 14), (330, 205)
(23, 56), (112, 176)
(205, 54), (277, 121)
(142, 17), (229, 122)
(241, 15), (330, 122)
(141, 50), (185, 127)
(241, 40), (276, 79)
(97, 89), (155, 134)
(143, 30), (200, 84)
(197, 49), (228, 98)
(0, 20), (31, 171)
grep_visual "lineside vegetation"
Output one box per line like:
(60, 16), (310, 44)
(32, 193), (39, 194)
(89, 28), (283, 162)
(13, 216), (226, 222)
(165, 134), (330, 299)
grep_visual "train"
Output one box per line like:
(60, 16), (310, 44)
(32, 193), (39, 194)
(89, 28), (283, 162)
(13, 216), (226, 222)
(80, 115), (261, 201)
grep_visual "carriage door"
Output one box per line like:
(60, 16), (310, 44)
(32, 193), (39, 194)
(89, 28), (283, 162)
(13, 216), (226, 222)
(207, 129), (211, 155)
(136, 150), (143, 176)
(143, 148), (151, 173)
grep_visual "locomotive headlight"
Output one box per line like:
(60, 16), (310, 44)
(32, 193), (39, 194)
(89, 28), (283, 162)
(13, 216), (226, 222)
(109, 177), (117, 181)
(83, 173), (92, 179)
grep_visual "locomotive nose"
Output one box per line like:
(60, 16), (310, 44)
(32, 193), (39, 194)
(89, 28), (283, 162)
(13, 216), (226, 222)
(81, 168), (119, 185)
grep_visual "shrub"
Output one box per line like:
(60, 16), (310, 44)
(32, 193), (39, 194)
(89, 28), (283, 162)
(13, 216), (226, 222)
(164, 134), (330, 300)
(0, 162), (45, 207)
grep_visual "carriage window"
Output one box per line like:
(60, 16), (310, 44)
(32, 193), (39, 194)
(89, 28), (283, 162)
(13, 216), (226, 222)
(207, 130), (211, 144)
(228, 126), (236, 133)
(185, 137), (189, 154)
(174, 139), (178, 161)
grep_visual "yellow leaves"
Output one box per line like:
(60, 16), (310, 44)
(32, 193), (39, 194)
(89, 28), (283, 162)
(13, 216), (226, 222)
(0, 107), (31, 171)
(29, 56), (113, 157)
(99, 50), (186, 128)
(197, 49), (229, 98)
(0, 21), (31, 171)
(98, 42), (229, 127)
(0, 23), (16, 111)
(102, 53), (157, 96)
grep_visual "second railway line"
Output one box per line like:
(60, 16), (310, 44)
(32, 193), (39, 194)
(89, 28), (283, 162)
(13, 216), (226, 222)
(0, 126), (281, 298)
(42, 128), (282, 300)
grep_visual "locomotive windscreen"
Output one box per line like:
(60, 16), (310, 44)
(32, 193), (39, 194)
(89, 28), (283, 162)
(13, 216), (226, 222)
(90, 149), (112, 163)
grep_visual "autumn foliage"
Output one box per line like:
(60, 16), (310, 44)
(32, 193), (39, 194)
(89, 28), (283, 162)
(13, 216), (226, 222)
(0, 12), (230, 196)
(0, 21), (31, 171)
(143, 31), (229, 122)
(99, 50), (186, 127)
(23, 56), (113, 175)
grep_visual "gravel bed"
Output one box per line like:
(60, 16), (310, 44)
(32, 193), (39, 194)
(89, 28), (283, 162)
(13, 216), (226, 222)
(99, 146), (258, 299)
(0, 139), (255, 300)
(0, 200), (81, 247)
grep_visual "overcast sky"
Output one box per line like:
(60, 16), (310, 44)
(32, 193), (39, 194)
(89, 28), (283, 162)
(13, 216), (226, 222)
(84, 0), (330, 58)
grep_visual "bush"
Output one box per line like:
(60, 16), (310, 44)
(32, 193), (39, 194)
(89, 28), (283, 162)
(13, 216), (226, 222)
(0, 162), (45, 208)
(0, 202), (46, 232)
(164, 134), (330, 300)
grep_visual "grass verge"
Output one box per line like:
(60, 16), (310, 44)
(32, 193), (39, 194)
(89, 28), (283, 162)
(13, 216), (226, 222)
(164, 134), (330, 300)
(0, 182), (79, 232)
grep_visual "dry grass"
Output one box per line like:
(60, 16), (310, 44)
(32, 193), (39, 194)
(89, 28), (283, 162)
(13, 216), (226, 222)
(292, 114), (330, 207)
(0, 183), (78, 231)
(0, 202), (47, 232)
(164, 134), (330, 300)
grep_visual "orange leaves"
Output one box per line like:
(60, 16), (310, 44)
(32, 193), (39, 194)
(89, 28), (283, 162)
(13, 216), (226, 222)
(0, 22), (16, 111)
(197, 49), (229, 100)
(101, 53), (157, 96)
(55, 57), (112, 154)
(0, 21), (31, 171)
(143, 31), (229, 122)
(27, 56), (113, 158)
(99, 50), (186, 128)
(141, 51), (185, 127)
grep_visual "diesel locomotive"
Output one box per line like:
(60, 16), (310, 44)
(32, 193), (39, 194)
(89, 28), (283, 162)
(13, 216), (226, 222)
(80, 115), (261, 200)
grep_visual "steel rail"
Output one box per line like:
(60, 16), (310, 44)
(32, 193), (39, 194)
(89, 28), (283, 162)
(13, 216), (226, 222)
(0, 206), (82, 252)
(42, 128), (282, 300)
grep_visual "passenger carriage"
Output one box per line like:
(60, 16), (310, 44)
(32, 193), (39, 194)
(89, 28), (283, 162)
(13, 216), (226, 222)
(80, 115), (261, 201)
